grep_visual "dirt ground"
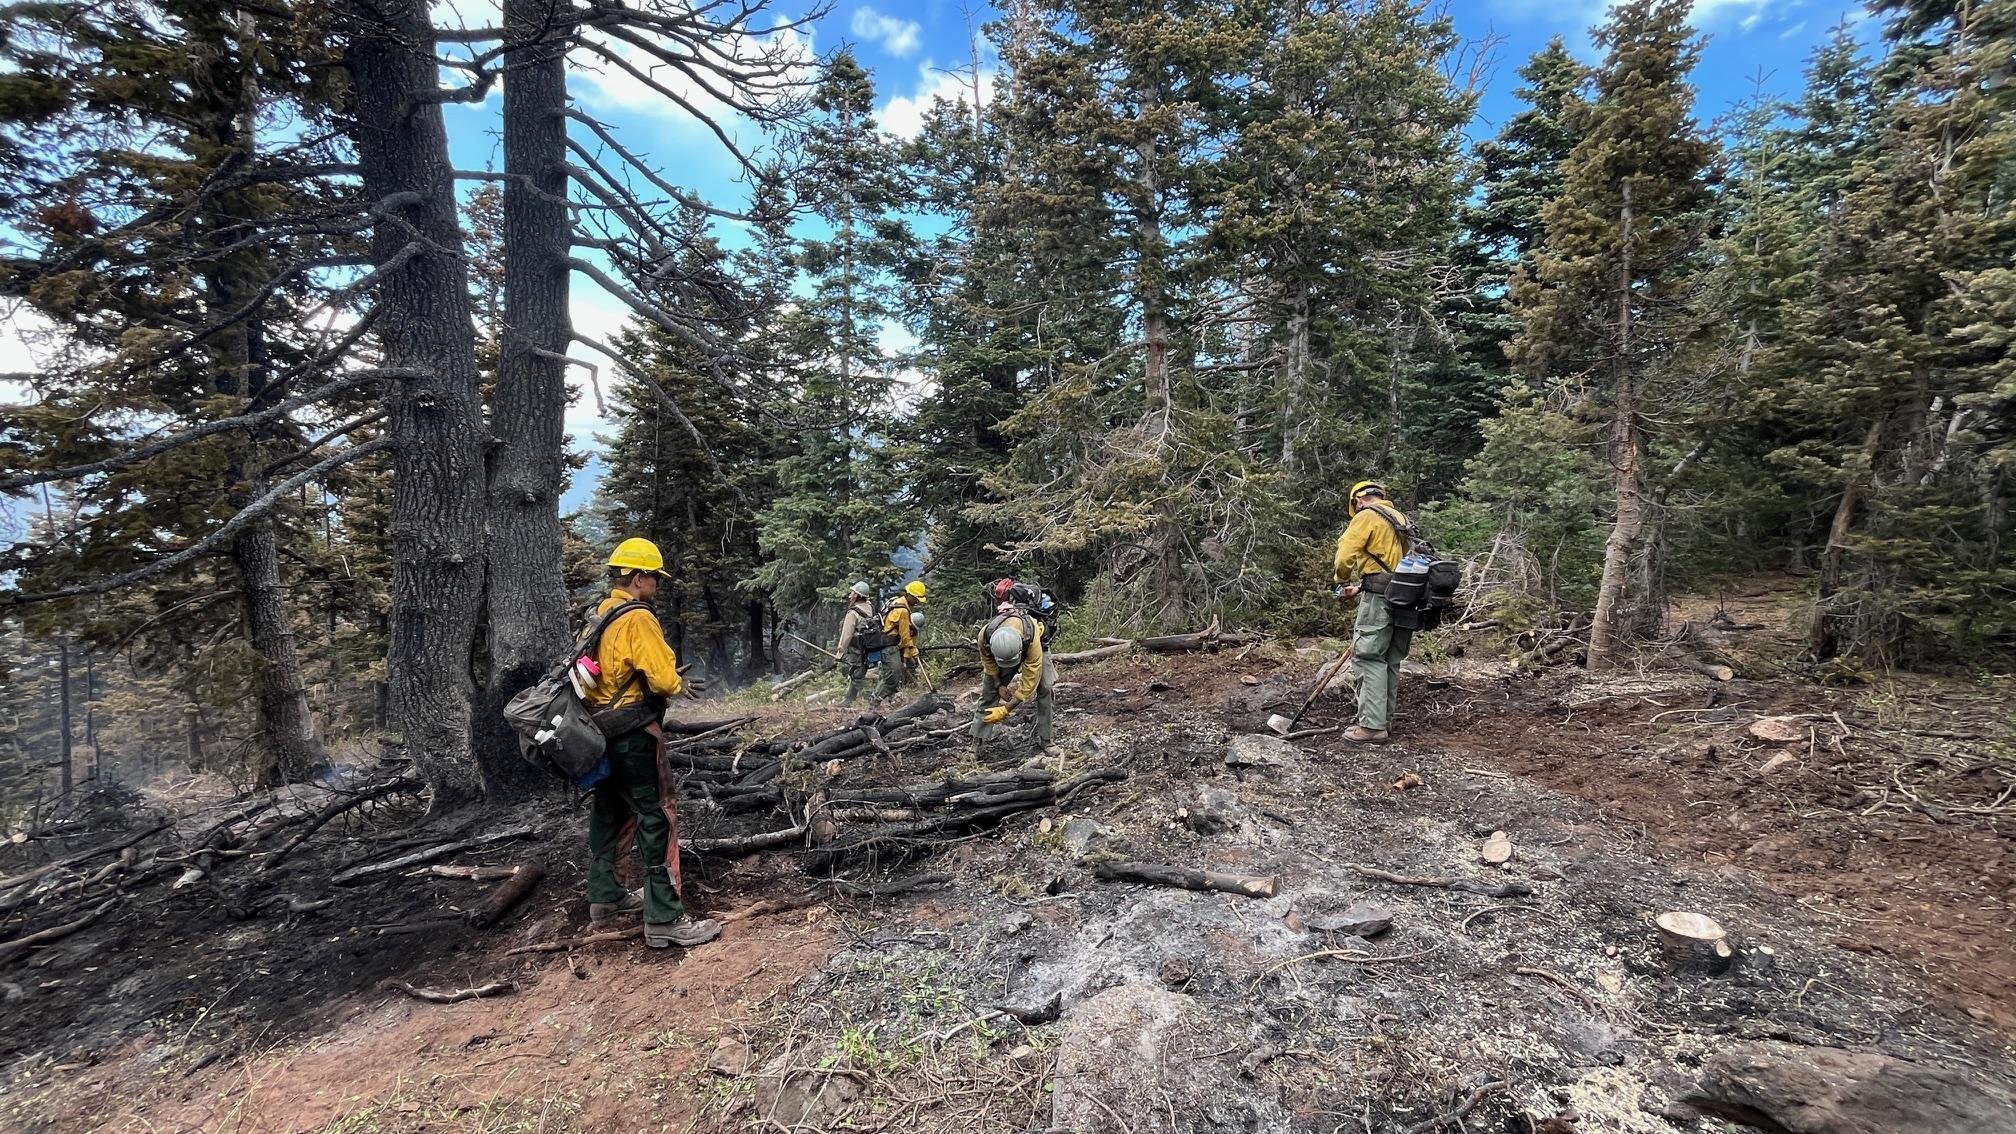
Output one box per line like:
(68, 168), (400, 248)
(2, 584), (2013, 1133)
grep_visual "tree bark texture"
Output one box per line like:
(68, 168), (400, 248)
(344, 0), (490, 805)
(1811, 413), (1888, 658)
(476, 0), (575, 799)
(1588, 180), (1642, 669)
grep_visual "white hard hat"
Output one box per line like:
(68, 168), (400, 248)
(850, 581), (872, 598)
(989, 624), (1025, 667)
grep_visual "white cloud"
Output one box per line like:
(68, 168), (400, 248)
(1686, 0), (1780, 24)
(851, 7), (922, 57)
(1778, 18), (1809, 38)
(880, 61), (995, 140)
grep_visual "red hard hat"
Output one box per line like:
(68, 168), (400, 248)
(991, 578), (1016, 603)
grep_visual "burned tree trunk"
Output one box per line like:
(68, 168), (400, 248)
(475, 0), (575, 799)
(1588, 180), (1642, 670)
(343, 0), (490, 805)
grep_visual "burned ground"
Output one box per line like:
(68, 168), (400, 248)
(1, 616), (2013, 1133)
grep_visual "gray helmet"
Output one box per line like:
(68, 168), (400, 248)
(849, 581), (872, 599)
(989, 623), (1026, 668)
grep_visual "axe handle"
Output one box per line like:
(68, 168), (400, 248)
(1283, 651), (1352, 731)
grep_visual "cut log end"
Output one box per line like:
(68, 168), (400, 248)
(1656, 910), (1733, 972)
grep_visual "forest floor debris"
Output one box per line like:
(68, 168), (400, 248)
(1, 593), (2012, 1132)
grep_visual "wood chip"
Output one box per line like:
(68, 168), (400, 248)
(1481, 831), (1514, 865)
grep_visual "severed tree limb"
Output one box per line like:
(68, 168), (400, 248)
(685, 825), (808, 857)
(1350, 865), (1533, 899)
(504, 927), (640, 956)
(380, 979), (516, 1004)
(0, 899), (116, 966)
(1094, 861), (1280, 899)
(420, 865), (521, 881)
(1052, 642), (1133, 665)
(330, 824), (537, 885)
(465, 865), (545, 929)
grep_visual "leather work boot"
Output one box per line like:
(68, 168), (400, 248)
(646, 915), (723, 949)
(1343, 725), (1391, 745)
(589, 888), (645, 926)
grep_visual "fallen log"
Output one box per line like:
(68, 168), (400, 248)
(1093, 861), (1279, 899)
(330, 824), (537, 885)
(685, 825), (808, 857)
(421, 864), (521, 881)
(769, 668), (827, 700)
(381, 979), (516, 1004)
(1052, 643), (1132, 665)
(1664, 646), (1735, 682)
(1350, 865), (1533, 899)
(805, 769), (1125, 872)
(0, 899), (116, 966)
(258, 776), (421, 874)
(661, 716), (758, 736)
(466, 865), (545, 929)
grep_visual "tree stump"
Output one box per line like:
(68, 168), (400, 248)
(1656, 911), (1733, 973)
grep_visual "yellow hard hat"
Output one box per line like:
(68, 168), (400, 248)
(608, 537), (670, 577)
(1347, 480), (1387, 517)
(904, 579), (929, 603)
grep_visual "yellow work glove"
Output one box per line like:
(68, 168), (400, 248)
(982, 705), (1011, 726)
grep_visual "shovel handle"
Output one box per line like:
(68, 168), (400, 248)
(1281, 651), (1352, 732)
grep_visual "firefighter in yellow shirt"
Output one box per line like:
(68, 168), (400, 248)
(871, 580), (929, 704)
(973, 604), (1055, 756)
(582, 539), (720, 949)
(1332, 481), (1413, 744)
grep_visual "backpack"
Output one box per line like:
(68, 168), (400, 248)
(1003, 583), (1061, 637)
(983, 609), (1039, 667)
(848, 602), (898, 655)
(502, 600), (654, 788)
(1362, 506), (1462, 631)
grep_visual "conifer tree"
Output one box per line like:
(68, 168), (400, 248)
(1508, 0), (1717, 666)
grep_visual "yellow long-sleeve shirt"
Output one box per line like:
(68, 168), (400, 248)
(585, 588), (682, 709)
(882, 596), (921, 661)
(978, 615), (1046, 702)
(1333, 504), (1410, 584)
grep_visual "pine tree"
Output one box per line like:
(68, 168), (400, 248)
(753, 51), (922, 615)
(1508, 0), (1717, 666)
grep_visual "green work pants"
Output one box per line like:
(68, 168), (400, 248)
(972, 657), (1056, 750)
(873, 651), (913, 703)
(1352, 592), (1413, 732)
(587, 729), (684, 924)
(842, 646), (869, 705)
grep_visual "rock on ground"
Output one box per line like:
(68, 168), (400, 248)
(1683, 1040), (2016, 1134)
(754, 1049), (860, 1129)
(1052, 984), (1258, 1132)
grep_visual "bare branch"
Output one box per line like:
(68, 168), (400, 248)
(4, 437), (393, 606)
(0, 369), (413, 493)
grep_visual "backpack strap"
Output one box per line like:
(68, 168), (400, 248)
(1361, 505), (1421, 573)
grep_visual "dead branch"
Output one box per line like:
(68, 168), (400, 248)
(465, 865), (545, 929)
(1093, 861), (1279, 899)
(258, 776), (421, 874)
(504, 927), (640, 956)
(0, 899), (116, 966)
(420, 865), (521, 881)
(1051, 642), (1133, 665)
(330, 824), (537, 885)
(1349, 865), (1533, 900)
(0, 822), (171, 893)
(1402, 1078), (1507, 1134)
(685, 825), (807, 857)
(380, 979), (516, 1004)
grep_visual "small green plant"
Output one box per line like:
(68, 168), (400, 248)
(989, 873), (1035, 900)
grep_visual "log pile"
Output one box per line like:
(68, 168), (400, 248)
(661, 692), (1130, 873)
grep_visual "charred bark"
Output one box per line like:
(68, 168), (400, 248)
(476, 0), (576, 799)
(343, 0), (490, 805)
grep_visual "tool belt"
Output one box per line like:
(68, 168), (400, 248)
(1360, 572), (1392, 595)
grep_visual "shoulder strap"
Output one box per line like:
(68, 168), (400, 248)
(1361, 505), (1413, 574)
(578, 600), (654, 660)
